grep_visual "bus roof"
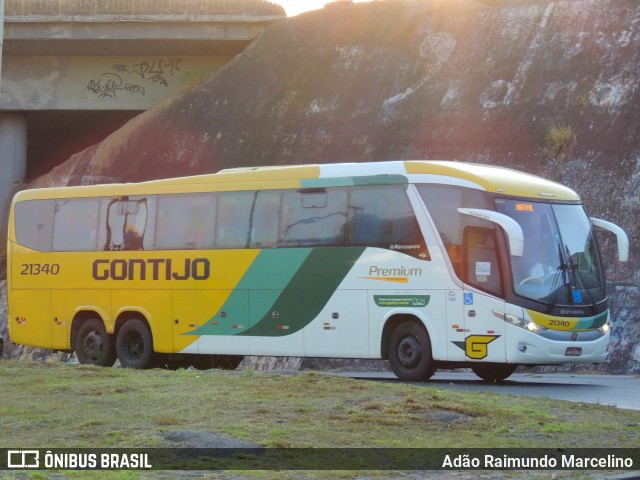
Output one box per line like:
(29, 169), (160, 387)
(13, 160), (580, 202)
(405, 161), (580, 200)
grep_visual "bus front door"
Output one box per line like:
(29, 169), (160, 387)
(460, 227), (507, 364)
(461, 290), (506, 364)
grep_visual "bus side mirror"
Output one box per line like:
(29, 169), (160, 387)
(591, 218), (629, 262)
(457, 208), (524, 257)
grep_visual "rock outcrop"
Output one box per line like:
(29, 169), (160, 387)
(5, 0), (639, 371)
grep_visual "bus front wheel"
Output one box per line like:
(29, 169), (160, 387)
(116, 319), (157, 369)
(75, 319), (117, 367)
(388, 321), (436, 381)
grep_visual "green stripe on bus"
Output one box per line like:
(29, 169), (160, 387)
(240, 247), (366, 337)
(576, 310), (608, 330)
(189, 249), (312, 336)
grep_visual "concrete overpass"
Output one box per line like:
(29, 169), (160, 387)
(0, 0), (285, 230)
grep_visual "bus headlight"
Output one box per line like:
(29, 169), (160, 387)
(598, 323), (610, 335)
(527, 321), (545, 333)
(493, 310), (546, 333)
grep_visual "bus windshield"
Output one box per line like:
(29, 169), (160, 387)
(417, 185), (606, 308)
(496, 199), (606, 306)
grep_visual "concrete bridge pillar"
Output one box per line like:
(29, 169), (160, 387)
(0, 113), (27, 236)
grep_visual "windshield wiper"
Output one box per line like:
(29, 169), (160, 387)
(543, 243), (569, 313)
(564, 244), (598, 313)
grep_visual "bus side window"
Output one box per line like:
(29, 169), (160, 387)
(216, 191), (253, 249)
(250, 190), (281, 248)
(155, 194), (214, 250)
(417, 184), (493, 279)
(52, 198), (100, 252)
(103, 196), (155, 250)
(348, 186), (422, 248)
(279, 188), (347, 247)
(14, 199), (55, 252)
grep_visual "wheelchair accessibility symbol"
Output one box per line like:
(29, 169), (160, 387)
(463, 293), (474, 305)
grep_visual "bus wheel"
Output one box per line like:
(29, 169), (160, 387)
(116, 319), (157, 369)
(471, 363), (517, 382)
(388, 321), (435, 381)
(75, 319), (117, 367)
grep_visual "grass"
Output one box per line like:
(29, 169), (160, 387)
(545, 122), (576, 158)
(0, 361), (638, 478)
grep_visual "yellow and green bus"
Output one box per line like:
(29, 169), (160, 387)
(6, 161), (629, 380)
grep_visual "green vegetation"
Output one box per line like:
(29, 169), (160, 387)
(575, 92), (591, 108)
(2, 361), (638, 447)
(0, 361), (638, 478)
(545, 122), (576, 159)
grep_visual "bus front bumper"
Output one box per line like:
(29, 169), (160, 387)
(505, 326), (610, 365)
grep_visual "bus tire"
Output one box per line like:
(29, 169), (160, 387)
(471, 363), (517, 382)
(75, 319), (117, 367)
(116, 319), (157, 369)
(388, 321), (435, 381)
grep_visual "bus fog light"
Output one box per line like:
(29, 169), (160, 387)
(518, 344), (527, 353)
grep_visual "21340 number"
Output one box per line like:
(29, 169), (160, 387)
(20, 263), (60, 275)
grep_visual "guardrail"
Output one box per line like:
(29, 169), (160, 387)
(4, 0), (285, 16)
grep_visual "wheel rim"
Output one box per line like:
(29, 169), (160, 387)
(398, 336), (422, 368)
(82, 331), (103, 362)
(124, 331), (145, 361)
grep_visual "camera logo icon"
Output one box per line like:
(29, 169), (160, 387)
(7, 450), (40, 469)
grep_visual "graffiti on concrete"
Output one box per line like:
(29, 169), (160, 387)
(87, 58), (183, 98)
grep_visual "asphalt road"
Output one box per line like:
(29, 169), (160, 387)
(334, 371), (640, 411)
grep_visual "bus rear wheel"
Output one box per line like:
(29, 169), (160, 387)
(116, 319), (157, 369)
(75, 319), (117, 367)
(471, 363), (517, 382)
(388, 321), (436, 381)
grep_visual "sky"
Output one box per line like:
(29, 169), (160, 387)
(272, 0), (370, 17)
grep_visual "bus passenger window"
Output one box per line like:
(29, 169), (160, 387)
(52, 198), (100, 251)
(280, 189), (347, 247)
(14, 199), (55, 252)
(155, 194), (214, 250)
(348, 186), (423, 248)
(250, 191), (280, 248)
(103, 197), (154, 251)
(216, 191), (253, 249)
